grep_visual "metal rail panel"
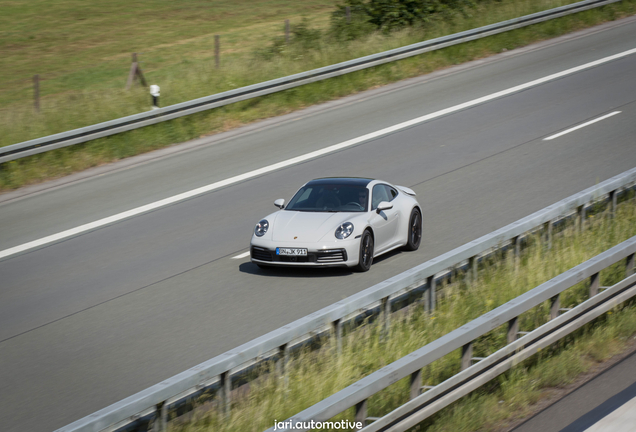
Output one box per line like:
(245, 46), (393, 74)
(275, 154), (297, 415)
(363, 274), (636, 431)
(269, 239), (636, 431)
(1, 0), (620, 164)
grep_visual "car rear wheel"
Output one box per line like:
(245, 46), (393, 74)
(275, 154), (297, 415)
(354, 230), (374, 272)
(404, 208), (422, 251)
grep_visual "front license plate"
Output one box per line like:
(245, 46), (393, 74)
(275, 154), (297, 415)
(276, 247), (308, 256)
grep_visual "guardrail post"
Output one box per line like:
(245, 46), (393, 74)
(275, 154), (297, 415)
(577, 205), (586, 232)
(589, 272), (600, 298)
(277, 344), (289, 388)
(426, 275), (436, 313)
(512, 235), (521, 271)
(467, 256), (477, 286)
(507, 317), (519, 344)
(220, 371), (231, 419)
(550, 294), (560, 320)
(626, 253), (635, 277)
(355, 399), (368, 429)
(609, 190), (617, 219)
(346, 5), (351, 23)
(285, 19), (290, 44)
(331, 319), (342, 355)
(152, 401), (167, 432)
(276, 344), (288, 374)
(381, 296), (390, 341)
(544, 221), (553, 250)
(452, 265), (459, 284)
(461, 342), (473, 370)
(410, 369), (422, 399)
(512, 235), (521, 257)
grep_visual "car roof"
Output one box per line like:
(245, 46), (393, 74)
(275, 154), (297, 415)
(305, 177), (374, 187)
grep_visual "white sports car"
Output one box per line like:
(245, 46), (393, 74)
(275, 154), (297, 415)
(250, 178), (422, 271)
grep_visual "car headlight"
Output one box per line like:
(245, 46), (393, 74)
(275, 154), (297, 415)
(254, 219), (269, 237)
(335, 222), (354, 240)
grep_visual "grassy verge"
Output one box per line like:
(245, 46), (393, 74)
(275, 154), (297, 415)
(420, 301), (636, 432)
(165, 196), (636, 432)
(2, 0), (636, 192)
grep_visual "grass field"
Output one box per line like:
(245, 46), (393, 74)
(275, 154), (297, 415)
(170, 195), (636, 432)
(2, 0), (636, 192)
(0, 0), (339, 103)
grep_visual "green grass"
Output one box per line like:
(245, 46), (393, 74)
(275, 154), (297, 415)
(167, 196), (636, 432)
(2, 0), (636, 192)
(0, 0), (339, 100)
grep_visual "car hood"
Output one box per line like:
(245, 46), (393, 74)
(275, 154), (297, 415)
(271, 211), (359, 242)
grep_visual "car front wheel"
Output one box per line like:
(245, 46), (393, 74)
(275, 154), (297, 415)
(404, 208), (422, 251)
(355, 230), (374, 272)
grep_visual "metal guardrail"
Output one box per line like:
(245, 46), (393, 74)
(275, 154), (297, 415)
(272, 240), (636, 432)
(55, 165), (636, 432)
(1, 0), (620, 164)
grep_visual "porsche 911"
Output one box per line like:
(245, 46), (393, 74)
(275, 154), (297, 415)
(250, 178), (422, 272)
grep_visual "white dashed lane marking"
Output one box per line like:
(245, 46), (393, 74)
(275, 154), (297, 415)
(544, 111), (622, 141)
(232, 251), (251, 259)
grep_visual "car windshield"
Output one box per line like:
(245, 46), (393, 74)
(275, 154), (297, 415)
(286, 184), (369, 212)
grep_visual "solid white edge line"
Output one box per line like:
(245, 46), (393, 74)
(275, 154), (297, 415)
(543, 111), (622, 140)
(2, 47), (636, 261)
(232, 251), (251, 259)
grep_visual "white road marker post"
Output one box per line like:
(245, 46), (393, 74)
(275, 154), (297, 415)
(150, 85), (160, 110)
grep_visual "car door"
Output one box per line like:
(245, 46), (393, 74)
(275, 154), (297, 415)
(369, 184), (400, 253)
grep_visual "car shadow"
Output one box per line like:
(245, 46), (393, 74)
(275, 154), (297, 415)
(239, 262), (354, 277)
(371, 247), (403, 264)
(238, 247), (405, 278)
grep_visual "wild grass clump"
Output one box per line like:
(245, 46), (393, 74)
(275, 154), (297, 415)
(2, 0), (636, 191)
(169, 198), (636, 432)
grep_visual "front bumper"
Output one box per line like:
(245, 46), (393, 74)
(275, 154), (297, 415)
(250, 238), (360, 267)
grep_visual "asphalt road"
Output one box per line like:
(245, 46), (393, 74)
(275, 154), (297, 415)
(1, 16), (636, 432)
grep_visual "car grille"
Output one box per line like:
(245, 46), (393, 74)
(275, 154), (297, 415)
(251, 246), (273, 262)
(279, 255), (309, 263)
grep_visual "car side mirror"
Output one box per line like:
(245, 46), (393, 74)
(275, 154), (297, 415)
(376, 201), (393, 213)
(274, 199), (285, 209)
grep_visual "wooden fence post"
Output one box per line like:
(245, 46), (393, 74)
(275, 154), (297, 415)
(126, 53), (147, 89)
(215, 35), (220, 68)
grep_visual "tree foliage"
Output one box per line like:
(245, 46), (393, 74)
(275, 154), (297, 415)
(330, 0), (377, 41)
(332, 0), (474, 33)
